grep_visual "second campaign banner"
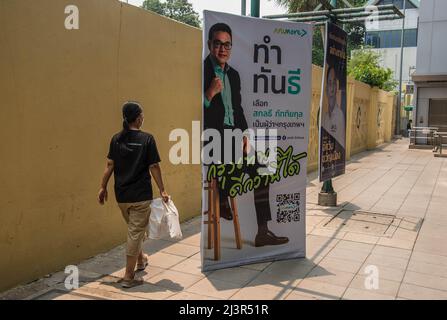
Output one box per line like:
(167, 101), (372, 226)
(319, 22), (348, 182)
(201, 11), (313, 271)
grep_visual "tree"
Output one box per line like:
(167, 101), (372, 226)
(271, 0), (368, 66)
(348, 49), (398, 91)
(141, 0), (200, 28)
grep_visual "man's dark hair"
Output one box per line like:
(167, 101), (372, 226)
(117, 101), (142, 156)
(208, 23), (232, 41)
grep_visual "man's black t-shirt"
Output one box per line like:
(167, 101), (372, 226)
(107, 130), (161, 203)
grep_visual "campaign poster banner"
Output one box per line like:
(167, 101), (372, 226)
(319, 22), (347, 182)
(201, 11), (313, 271)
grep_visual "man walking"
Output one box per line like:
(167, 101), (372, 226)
(98, 101), (169, 288)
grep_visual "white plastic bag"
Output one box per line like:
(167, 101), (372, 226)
(149, 198), (165, 239)
(149, 198), (182, 240)
(164, 199), (182, 240)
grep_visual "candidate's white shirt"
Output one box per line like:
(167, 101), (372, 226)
(322, 104), (346, 149)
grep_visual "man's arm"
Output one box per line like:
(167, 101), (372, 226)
(149, 163), (169, 202)
(98, 159), (114, 205)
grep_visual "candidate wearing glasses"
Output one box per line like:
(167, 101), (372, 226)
(203, 23), (289, 248)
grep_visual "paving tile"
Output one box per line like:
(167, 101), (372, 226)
(407, 260), (447, 278)
(292, 279), (346, 300)
(208, 267), (260, 286)
(364, 253), (409, 270)
(414, 235), (447, 257)
(349, 275), (400, 297)
(73, 286), (145, 300)
(342, 288), (395, 300)
(167, 291), (220, 300)
(177, 233), (201, 247)
(186, 278), (241, 300)
(246, 271), (304, 292)
(335, 240), (375, 253)
(161, 243), (200, 258)
(343, 233), (379, 245)
(377, 237), (415, 250)
(412, 251), (447, 268)
(310, 228), (347, 239)
(398, 283), (447, 300)
(305, 266), (355, 287)
(240, 262), (272, 271)
(146, 252), (186, 269)
(230, 286), (291, 300)
(317, 256), (363, 274)
(326, 247), (370, 263)
(146, 270), (204, 291)
(358, 264), (406, 282)
(85, 278), (176, 300)
(263, 259), (316, 277)
(371, 246), (412, 260)
(403, 271), (447, 292)
(170, 258), (207, 276)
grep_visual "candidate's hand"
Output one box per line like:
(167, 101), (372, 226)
(243, 136), (251, 155)
(205, 77), (223, 102)
(98, 188), (108, 205)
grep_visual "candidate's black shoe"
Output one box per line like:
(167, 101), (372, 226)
(255, 231), (289, 247)
(267, 230), (289, 242)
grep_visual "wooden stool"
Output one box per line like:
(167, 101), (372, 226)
(204, 178), (242, 261)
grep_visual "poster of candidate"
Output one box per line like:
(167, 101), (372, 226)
(319, 22), (347, 182)
(201, 11), (313, 271)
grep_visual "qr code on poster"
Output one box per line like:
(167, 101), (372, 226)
(276, 193), (300, 223)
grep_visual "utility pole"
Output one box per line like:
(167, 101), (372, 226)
(251, 0), (260, 17)
(242, 0), (247, 16)
(396, 0), (407, 136)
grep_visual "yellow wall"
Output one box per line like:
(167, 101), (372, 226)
(0, 0), (201, 292)
(0, 0), (395, 292)
(307, 66), (395, 169)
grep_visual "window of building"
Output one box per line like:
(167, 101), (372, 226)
(365, 29), (418, 48)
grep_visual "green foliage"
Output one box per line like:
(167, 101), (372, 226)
(142, 0), (200, 28)
(313, 27), (325, 66)
(348, 50), (398, 91)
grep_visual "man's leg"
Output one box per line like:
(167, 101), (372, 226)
(246, 164), (289, 247)
(253, 183), (272, 233)
(122, 201), (150, 284)
(124, 255), (138, 281)
(136, 250), (149, 270)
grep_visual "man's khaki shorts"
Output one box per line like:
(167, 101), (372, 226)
(118, 200), (151, 257)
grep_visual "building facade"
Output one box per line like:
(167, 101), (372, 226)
(412, 0), (447, 132)
(364, 0), (420, 87)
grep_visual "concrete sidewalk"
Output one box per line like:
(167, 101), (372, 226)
(2, 138), (447, 300)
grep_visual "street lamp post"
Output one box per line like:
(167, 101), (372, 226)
(396, 0), (407, 136)
(319, 0), (338, 206)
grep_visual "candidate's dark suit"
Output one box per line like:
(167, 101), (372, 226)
(203, 55), (271, 225)
(204, 55), (248, 133)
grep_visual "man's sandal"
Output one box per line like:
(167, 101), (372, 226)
(136, 254), (149, 271)
(120, 278), (144, 288)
